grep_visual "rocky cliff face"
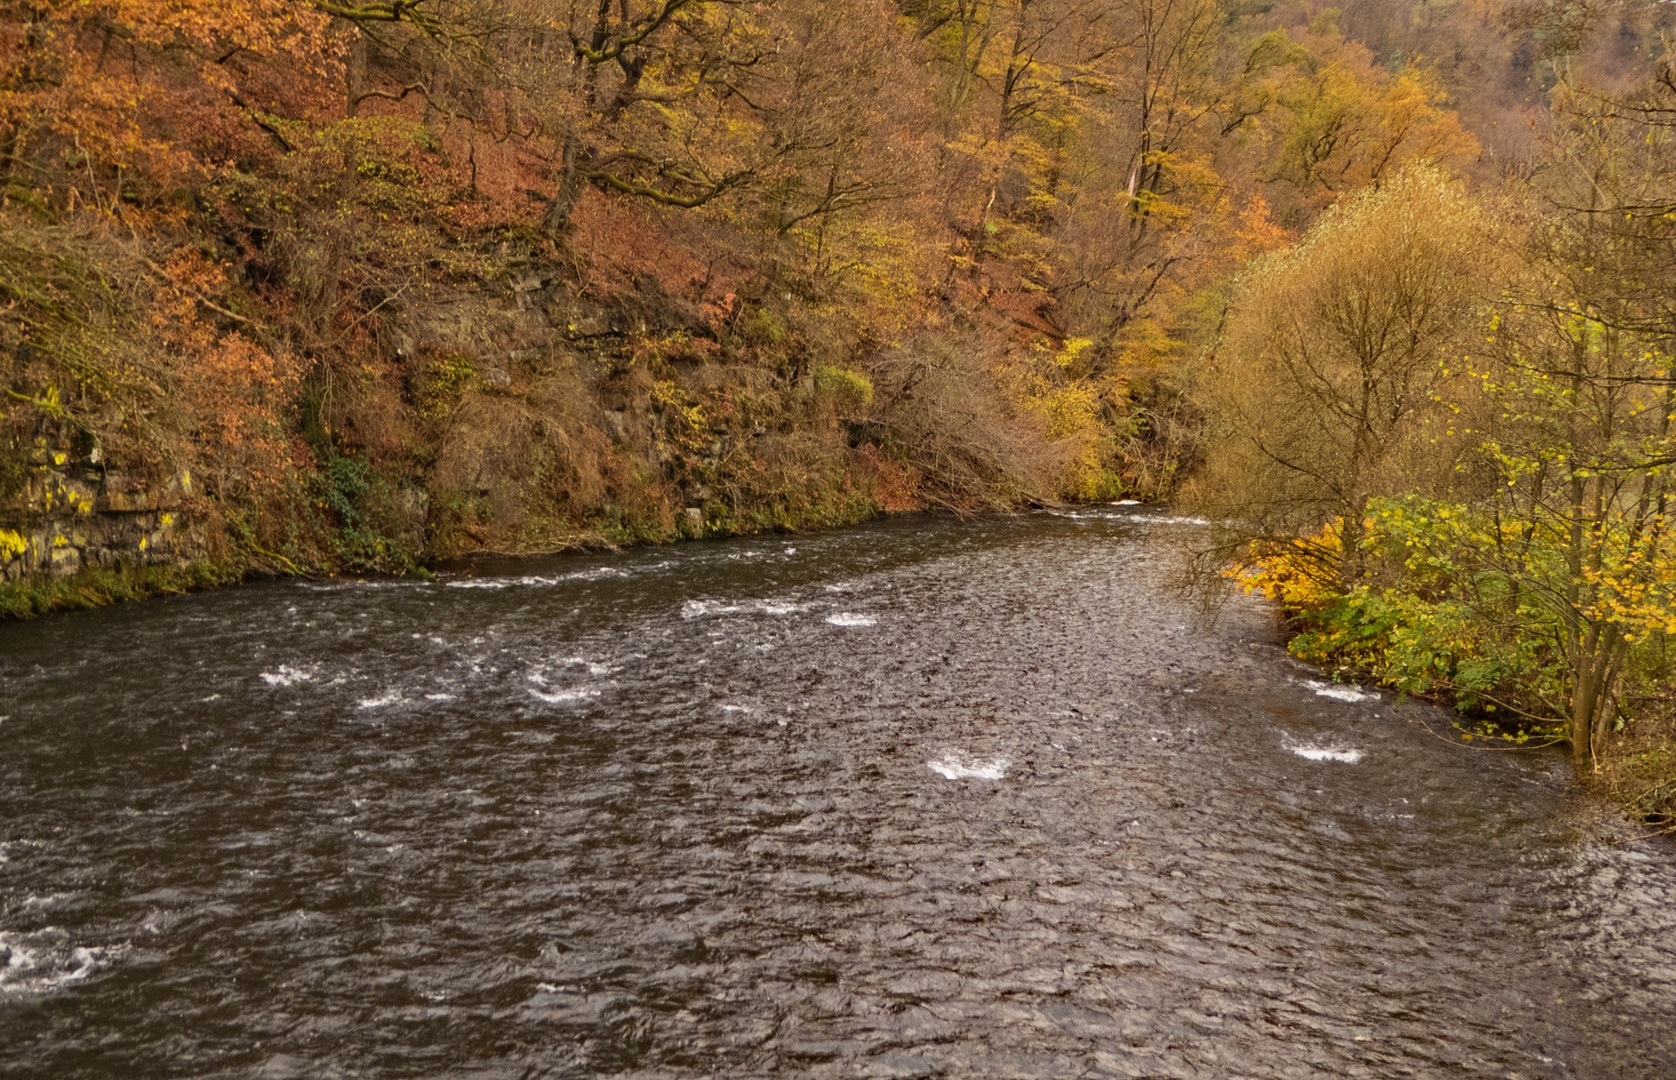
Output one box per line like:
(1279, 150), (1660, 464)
(0, 248), (899, 609)
(1, 185), (1072, 619)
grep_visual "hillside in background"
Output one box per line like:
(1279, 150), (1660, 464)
(0, 0), (1549, 577)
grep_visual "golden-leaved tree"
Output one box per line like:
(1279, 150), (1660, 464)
(1188, 167), (1501, 587)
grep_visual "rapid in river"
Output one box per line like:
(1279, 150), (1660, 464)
(2, 508), (1673, 1078)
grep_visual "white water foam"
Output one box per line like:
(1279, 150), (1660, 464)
(682, 599), (742, 618)
(1051, 509), (1209, 524)
(827, 613), (877, 627)
(446, 575), (558, 590)
(1290, 745), (1365, 764)
(357, 691), (402, 709)
(527, 688), (601, 705)
(259, 666), (313, 687)
(0, 840), (39, 867)
(683, 598), (806, 618)
(927, 755), (1011, 781)
(0, 930), (123, 996)
(562, 565), (636, 581)
(299, 579), (428, 592)
(1305, 680), (1374, 703)
(557, 657), (619, 676)
(445, 565), (643, 590)
(19, 893), (74, 912)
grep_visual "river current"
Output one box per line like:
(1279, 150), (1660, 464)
(2, 508), (1673, 1078)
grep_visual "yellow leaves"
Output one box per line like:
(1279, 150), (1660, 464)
(796, 215), (929, 331)
(651, 379), (710, 453)
(1266, 34), (1478, 194)
(1023, 378), (1099, 441)
(6, 384), (66, 420)
(944, 130), (1012, 172)
(0, 530), (27, 560)
(1054, 337), (1093, 370)
(996, 335), (1116, 500)
(812, 366), (874, 412)
(1580, 544), (1676, 640)
(1232, 520), (1345, 607)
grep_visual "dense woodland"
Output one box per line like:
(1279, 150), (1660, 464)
(1, 0), (1673, 811)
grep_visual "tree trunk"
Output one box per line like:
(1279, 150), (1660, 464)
(1571, 628), (1598, 772)
(346, 32), (367, 118)
(1338, 493), (1368, 588)
(544, 136), (589, 241)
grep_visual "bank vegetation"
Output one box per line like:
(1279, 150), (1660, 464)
(1188, 52), (1676, 821)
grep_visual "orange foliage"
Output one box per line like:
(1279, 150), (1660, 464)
(0, 1), (338, 195)
(150, 249), (306, 496)
(1232, 195), (1294, 260)
(0, 0), (1526, 563)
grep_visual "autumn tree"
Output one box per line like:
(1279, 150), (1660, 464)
(1187, 168), (1500, 587)
(1259, 11), (1480, 199)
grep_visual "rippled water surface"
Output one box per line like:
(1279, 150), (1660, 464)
(3, 509), (1675, 1079)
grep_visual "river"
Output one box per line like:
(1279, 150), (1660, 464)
(1, 508), (1673, 1078)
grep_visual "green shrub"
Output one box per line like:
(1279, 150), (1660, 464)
(813, 365), (874, 412)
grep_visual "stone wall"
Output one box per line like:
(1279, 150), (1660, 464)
(0, 437), (206, 584)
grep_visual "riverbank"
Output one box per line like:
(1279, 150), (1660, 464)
(0, 490), (895, 621)
(1246, 574), (1676, 833)
(3, 204), (1146, 622)
(0, 561), (239, 622)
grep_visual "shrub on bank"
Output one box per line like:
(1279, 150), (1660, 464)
(1231, 499), (1676, 823)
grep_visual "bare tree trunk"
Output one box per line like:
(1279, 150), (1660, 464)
(544, 136), (588, 240)
(1566, 334), (1590, 770)
(1339, 492), (1368, 587)
(346, 31), (367, 118)
(1571, 619), (1599, 771)
(0, 126), (17, 196)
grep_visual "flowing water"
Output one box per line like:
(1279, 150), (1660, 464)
(2, 508), (1673, 1079)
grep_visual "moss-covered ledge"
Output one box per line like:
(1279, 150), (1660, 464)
(0, 560), (242, 620)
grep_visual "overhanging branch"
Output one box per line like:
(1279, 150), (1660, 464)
(315, 0), (441, 36)
(571, 0), (697, 65)
(587, 168), (750, 208)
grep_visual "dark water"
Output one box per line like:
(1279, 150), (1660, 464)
(2, 509), (1674, 1079)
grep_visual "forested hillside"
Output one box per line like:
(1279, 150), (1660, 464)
(2, 1), (1674, 804)
(0, 0), (1499, 577)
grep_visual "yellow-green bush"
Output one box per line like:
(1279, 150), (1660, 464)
(813, 365), (874, 412)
